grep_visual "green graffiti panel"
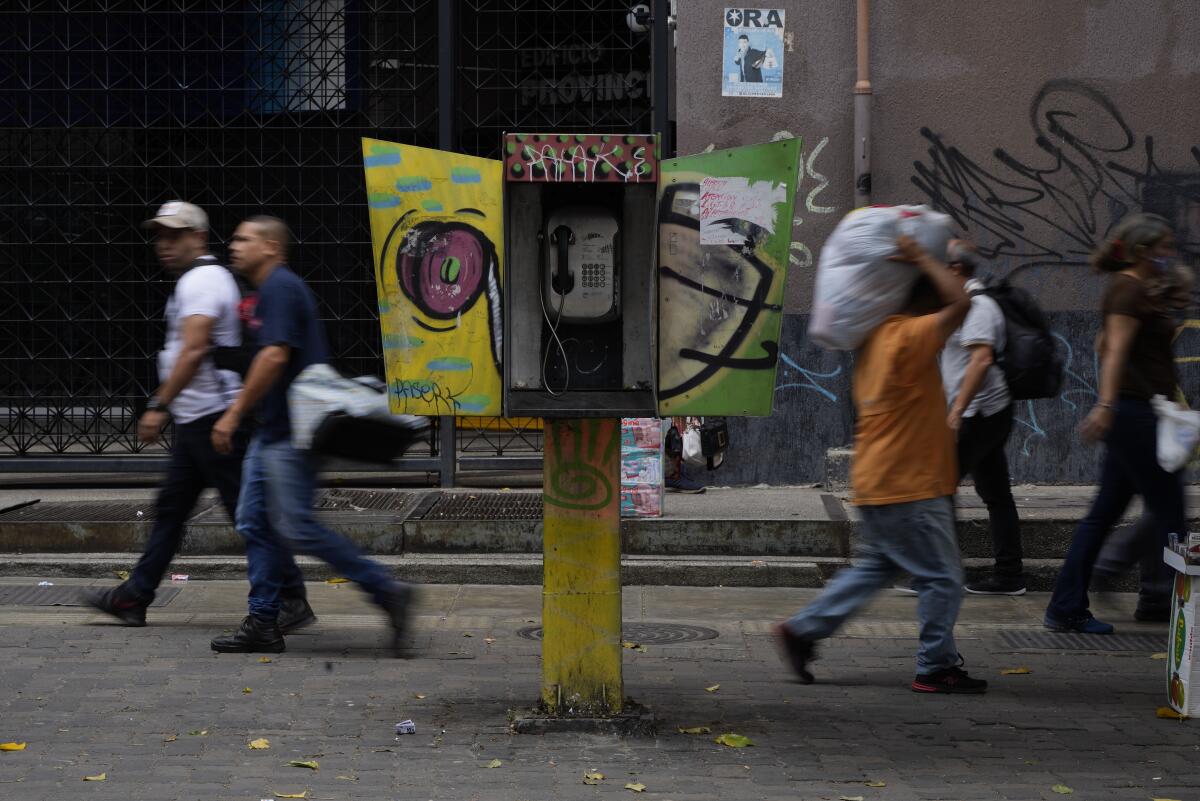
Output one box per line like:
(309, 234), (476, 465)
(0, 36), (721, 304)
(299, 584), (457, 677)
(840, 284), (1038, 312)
(657, 138), (803, 416)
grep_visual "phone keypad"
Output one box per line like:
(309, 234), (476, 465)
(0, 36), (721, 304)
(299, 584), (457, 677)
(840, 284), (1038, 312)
(581, 263), (607, 289)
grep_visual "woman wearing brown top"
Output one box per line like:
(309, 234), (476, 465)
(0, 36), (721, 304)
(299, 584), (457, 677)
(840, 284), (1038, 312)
(1045, 213), (1186, 634)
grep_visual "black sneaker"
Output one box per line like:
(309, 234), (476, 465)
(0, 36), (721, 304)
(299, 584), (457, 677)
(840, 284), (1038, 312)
(278, 596), (317, 634)
(82, 584), (149, 626)
(964, 576), (1027, 596)
(911, 665), (988, 694)
(666, 476), (706, 494)
(378, 583), (416, 658)
(210, 615), (285, 654)
(773, 623), (816, 684)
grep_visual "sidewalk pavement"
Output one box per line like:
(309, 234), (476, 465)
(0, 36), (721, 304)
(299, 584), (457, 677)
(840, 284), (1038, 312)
(1, 485), (1196, 589)
(0, 577), (1192, 801)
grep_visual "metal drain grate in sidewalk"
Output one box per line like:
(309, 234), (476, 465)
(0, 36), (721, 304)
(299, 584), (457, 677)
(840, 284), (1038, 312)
(997, 630), (1164, 652)
(420, 492), (543, 520)
(0, 502), (155, 523)
(517, 622), (719, 644)
(316, 490), (426, 515)
(0, 585), (181, 607)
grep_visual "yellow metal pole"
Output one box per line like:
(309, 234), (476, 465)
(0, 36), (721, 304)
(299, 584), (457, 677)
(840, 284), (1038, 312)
(541, 417), (623, 716)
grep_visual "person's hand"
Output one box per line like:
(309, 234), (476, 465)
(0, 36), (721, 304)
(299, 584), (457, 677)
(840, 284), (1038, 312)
(1079, 403), (1115, 443)
(138, 410), (169, 444)
(947, 407), (964, 433)
(211, 408), (242, 455)
(889, 234), (927, 264)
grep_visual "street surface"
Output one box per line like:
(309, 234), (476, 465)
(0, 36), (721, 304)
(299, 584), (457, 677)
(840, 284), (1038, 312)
(0, 579), (1193, 800)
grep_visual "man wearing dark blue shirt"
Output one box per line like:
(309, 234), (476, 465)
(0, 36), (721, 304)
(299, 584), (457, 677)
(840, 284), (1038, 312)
(210, 216), (416, 655)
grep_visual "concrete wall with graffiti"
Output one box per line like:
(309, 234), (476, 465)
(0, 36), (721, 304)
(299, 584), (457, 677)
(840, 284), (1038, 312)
(676, 0), (1200, 484)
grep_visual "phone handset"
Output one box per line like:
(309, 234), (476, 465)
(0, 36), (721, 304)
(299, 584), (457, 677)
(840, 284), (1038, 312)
(550, 224), (575, 296)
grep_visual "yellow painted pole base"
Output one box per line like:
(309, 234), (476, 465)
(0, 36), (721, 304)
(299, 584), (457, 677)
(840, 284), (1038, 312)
(541, 417), (623, 716)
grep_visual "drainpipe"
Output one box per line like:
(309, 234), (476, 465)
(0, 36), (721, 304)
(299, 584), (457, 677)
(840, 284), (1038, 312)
(854, 0), (872, 207)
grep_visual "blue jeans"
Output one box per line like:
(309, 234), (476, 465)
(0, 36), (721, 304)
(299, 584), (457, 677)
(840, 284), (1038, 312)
(1047, 397), (1186, 621)
(785, 496), (963, 675)
(235, 436), (309, 618)
(238, 433), (397, 620)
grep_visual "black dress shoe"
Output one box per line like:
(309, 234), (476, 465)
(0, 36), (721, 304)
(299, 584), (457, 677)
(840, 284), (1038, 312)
(378, 583), (416, 657)
(278, 596), (317, 634)
(211, 615), (285, 653)
(82, 584), (149, 626)
(773, 623), (816, 684)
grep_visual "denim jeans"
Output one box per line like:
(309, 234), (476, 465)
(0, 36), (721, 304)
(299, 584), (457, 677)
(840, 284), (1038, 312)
(1047, 397), (1186, 621)
(129, 411), (246, 601)
(239, 433), (397, 620)
(957, 404), (1022, 580)
(785, 495), (963, 675)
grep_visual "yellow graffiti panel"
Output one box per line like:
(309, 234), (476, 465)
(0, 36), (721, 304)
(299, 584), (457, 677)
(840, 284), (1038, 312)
(362, 138), (504, 416)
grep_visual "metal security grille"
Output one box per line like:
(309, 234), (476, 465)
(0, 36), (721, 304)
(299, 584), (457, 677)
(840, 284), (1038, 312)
(0, 0), (439, 457)
(0, 1), (656, 468)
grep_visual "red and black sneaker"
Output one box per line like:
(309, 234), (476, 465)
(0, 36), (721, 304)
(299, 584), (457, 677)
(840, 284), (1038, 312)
(82, 584), (149, 626)
(911, 665), (988, 694)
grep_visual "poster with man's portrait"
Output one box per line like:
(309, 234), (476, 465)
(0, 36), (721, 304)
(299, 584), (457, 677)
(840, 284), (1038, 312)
(722, 8), (785, 98)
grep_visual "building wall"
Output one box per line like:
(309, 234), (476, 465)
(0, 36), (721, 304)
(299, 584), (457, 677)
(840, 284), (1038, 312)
(675, 0), (1200, 484)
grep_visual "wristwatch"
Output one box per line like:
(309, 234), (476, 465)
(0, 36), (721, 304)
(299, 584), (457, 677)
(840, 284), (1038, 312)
(146, 395), (167, 412)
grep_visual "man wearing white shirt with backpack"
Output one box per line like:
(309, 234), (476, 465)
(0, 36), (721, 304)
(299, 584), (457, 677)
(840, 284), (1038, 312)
(84, 201), (311, 630)
(940, 239), (1025, 596)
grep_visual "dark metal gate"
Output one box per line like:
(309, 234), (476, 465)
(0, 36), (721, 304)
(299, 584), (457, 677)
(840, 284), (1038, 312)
(0, 0), (662, 479)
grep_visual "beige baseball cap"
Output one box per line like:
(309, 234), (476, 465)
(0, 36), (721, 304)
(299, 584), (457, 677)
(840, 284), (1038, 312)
(142, 200), (208, 231)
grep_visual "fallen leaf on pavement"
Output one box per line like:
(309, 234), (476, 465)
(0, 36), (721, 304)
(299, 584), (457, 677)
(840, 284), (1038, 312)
(622, 641), (639, 649)
(704, 684), (720, 693)
(676, 726), (711, 735)
(1000, 667), (1032, 675)
(288, 760), (319, 770)
(116, 570), (129, 580)
(187, 730), (207, 736)
(635, 644), (647, 652)
(865, 780), (886, 787)
(625, 782), (647, 792)
(414, 694), (426, 699)
(714, 733), (754, 748)
(582, 770), (605, 785)
(485, 759), (502, 769)
(259, 656), (273, 663)
(1152, 797), (1183, 801)
(162, 735), (177, 743)
(336, 775), (357, 781)
(276, 791), (308, 798)
(463, 632), (473, 637)
(325, 577), (349, 584)
(839, 796), (864, 801)
(484, 637), (497, 645)
(1151, 652), (1168, 660)
(248, 738), (270, 750)
(1156, 706), (1188, 720)
(1051, 784), (1073, 794)
(83, 773), (107, 782)
(0, 742), (27, 751)
(242, 687), (253, 694)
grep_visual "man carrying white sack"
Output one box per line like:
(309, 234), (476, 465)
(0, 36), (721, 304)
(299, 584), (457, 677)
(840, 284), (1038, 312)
(776, 234), (988, 694)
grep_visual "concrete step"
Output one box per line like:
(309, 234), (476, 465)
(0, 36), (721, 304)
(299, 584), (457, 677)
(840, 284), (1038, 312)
(0, 553), (1136, 592)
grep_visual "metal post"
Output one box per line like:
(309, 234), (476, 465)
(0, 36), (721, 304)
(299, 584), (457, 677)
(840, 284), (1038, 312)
(853, 0), (872, 206)
(438, 416), (457, 488)
(541, 418), (623, 716)
(651, 0), (673, 156)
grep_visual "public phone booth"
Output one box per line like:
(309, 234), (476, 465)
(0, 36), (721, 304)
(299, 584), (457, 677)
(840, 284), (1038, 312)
(362, 132), (802, 721)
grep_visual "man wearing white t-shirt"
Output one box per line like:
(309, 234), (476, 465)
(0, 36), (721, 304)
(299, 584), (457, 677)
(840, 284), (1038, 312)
(85, 202), (311, 628)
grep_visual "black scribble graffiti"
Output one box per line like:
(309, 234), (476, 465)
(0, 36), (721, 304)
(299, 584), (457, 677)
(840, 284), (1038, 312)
(912, 79), (1200, 271)
(391, 378), (464, 415)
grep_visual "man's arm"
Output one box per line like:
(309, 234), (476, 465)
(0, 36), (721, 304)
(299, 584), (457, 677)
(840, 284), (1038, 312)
(948, 344), (994, 431)
(210, 344), (290, 454)
(892, 234), (970, 340)
(138, 314), (214, 444)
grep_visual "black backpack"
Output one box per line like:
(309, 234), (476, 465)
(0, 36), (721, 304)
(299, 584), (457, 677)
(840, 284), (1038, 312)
(979, 278), (1064, 400)
(210, 265), (258, 377)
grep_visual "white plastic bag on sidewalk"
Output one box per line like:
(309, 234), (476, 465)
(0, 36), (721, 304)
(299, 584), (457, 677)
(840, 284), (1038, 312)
(808, 205), (954, 351)
(1152, 394), (1200, 473)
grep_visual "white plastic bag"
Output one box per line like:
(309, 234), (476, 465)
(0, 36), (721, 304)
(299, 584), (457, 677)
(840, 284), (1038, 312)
(808, 205), (954, 351)
(288, 364), (427, 450)
(1152, 394), (1200, 473)
(682, 427), (706, 469)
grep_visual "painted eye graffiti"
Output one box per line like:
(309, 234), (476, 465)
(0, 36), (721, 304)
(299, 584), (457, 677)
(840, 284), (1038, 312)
(396, 221), (495, 319)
